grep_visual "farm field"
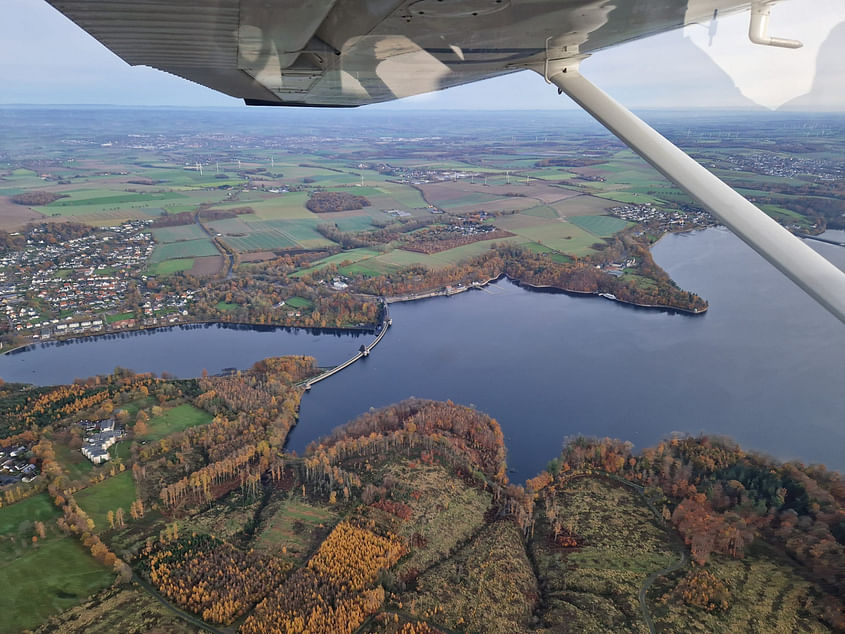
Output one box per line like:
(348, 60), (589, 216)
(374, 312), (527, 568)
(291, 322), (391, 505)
(493, 215), (599, 256)
(594, 191), (668, 206)
(150, 258), (194, 276)
(261, 219), (335, 248)
(0, 196), (45, 230)
(74, 471), (137, 533)
(568, 214), (633, 236)
(151, 224), (208, 243)
(189, 255), (224, 276)
(295, 248), (381, 276)
(332, 215), (374, 232)
(209, 216), (335, 251)
(522, 204), (560, 219)
(149, 239), (219, 263)
(46, 189), (186, 209)
(222, 231), (297, 252)
(223, 193), (315, 220)
(551, 194), (615, 216)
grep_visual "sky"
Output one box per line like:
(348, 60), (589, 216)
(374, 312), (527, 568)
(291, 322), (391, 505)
(1, 0), (843, 110)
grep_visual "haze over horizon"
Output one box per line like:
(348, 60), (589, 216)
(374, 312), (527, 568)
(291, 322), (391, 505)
(2, 0), (843, 111)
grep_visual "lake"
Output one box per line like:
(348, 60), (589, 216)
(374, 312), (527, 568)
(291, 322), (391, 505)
(0, 323), (368, 384)
(1, 229), (843, 479)
(292, 228), (845, 477)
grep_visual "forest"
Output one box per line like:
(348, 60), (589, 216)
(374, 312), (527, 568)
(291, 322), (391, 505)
(0, 361), (842, 633)
(351, 237), (708, 313)
(306, 191), (371, 213)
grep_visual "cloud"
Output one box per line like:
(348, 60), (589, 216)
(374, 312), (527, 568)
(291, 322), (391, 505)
(685, 0), (845, 109)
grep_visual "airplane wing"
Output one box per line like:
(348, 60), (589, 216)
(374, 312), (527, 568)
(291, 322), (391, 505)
(44, 0), (845, 323)
(45, 0), (750, 107)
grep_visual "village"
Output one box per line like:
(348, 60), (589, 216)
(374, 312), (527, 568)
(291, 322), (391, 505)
(608, 202), (716, 233)
(0, 443), (38, 488)
(0, 220), (201, 343)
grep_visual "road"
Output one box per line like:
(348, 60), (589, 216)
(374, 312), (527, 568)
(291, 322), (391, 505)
(194, 211), (234, 278)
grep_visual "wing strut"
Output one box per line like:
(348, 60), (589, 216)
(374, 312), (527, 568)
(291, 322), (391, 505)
(542, 66), (845, 324)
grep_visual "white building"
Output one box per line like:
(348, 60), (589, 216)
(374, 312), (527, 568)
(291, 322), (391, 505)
(81, 430), (119, 464)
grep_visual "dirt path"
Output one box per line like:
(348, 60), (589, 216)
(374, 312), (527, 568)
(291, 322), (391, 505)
(639, 548), (687, 634)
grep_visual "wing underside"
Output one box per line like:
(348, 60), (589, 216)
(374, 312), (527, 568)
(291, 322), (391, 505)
(47, 0), (750, 106)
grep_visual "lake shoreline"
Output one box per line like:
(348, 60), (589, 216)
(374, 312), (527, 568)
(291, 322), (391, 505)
(1, 320), (377, 359)
(386, 271), (707, 316)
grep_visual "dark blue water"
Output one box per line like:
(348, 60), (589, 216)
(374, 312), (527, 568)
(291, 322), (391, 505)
(0, 323), (367, 384)
(1, 230), (843, 479)
(290, 228), (845, 478)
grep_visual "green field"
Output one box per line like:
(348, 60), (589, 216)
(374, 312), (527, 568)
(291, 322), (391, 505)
(521, 204), (559, 219)
(377, 182), (428, 208)
(594, 191), (666, 206)
(149, 239), (219, 263)
(333, 216), (374, 232)
(283, 296), (313, 309)
(152, 224), (208, 243)
(53, 442), (94, 480)
(150, 258), (194, 275)
(431, 192), (502, 210)
(0, 494), (60, 535)
(430, 236), (526, 264)
(216, 301), (239, 312)
(74, 471), (137, 533)
(47, 190), (186, 208)
(568, 214), (632, 236)
(523, 242), (573, 263)
(222, 231), (297, 252)
(239, 219), (335, 248)
(0, 537), (112, 633)
(294, 248), (381, 277)
(494, 217), (598, 256)
(141, 403), (213, 441)
(238, 193), (314, 220)
(339, 261), (387, 277)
